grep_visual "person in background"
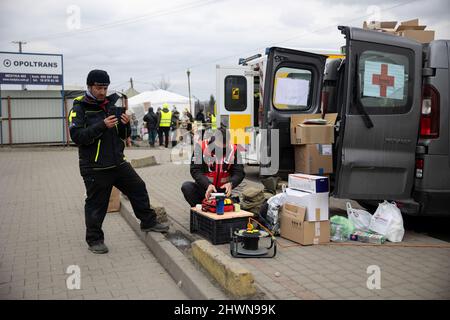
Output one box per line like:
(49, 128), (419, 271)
(170, 108), (180, 147)
(156, 107), (162, 146)
(130, 114), (139, 143)
(195, 109), (205, 124)
(143, 106), (158, 147)
(158, 103), (172, 148)
(184, 108), (194, 145)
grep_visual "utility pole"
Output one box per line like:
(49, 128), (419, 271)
(186, 69), (192, 115)
(12, 41), (27, 90)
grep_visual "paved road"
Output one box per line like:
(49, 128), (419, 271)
(2, 146), (449, 300)
(0, 147), (187, 300)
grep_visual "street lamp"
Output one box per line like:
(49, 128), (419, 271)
(186, 69), (192, 114)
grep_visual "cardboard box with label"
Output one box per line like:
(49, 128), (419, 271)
(362, 18), (435, 44)
(290, 113), (337, 145)
(285, 187), (329, 221)
(107, 187), (121, 213)
(280, 202), (330, 245)
(294, 144), (333, 175)
(288, 173), (329, 193)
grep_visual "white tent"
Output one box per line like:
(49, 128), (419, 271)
(127, 89), (192, 133)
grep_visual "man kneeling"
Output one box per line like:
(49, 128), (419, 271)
(181, 128), (245, 207)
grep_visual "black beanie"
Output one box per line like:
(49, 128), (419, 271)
(86, 69), (110, 86)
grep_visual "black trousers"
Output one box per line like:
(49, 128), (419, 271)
(82, 162), (157, 246)
(160, 127), (170, 147)
(181, 181), (206, 207)
(181, 181), (227, 207)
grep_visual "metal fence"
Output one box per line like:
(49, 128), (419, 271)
(0, 90), (84, 145)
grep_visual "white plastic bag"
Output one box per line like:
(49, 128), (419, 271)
(266, 192), (287, 235)
(369, 201), (405, 242)
(346, 202), (372, 232)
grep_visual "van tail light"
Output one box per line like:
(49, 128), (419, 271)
(415, 158), (424, 179)
(420, 84), (440, 139)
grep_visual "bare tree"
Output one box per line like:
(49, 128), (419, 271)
(151, 76), (171, 90)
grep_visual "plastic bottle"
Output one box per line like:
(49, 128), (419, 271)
(350, 231), (386, 244)
(331, 223), (346, 242)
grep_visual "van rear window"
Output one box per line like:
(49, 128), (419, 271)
(358, 50), (409, 108)
(273, 67), (312, 111)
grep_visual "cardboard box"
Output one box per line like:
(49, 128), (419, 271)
(285, 188), (329, 221)
(290, 113), (337, 145)
(363, 21), (397, 30)
(280, 202), (330, 245)
(294, 144), (333, 175)
(107, 187), (121, 213)
(288, 173), (329, 193)
(399, 30), (435, 43)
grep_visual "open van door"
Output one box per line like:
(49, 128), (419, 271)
(334, 26), (423, 200)
(216, 65), (254, 147)
(262, 47), (327, 175)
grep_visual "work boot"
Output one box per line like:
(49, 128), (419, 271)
(141, 222), (170, 233)
(88, 243), (109, 254)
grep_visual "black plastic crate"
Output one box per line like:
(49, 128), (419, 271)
(190, 209), (249, 245)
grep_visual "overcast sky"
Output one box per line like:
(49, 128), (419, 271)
(0, 0), (449, 99)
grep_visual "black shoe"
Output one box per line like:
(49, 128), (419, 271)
(141, 222), (170, 233)
(88, 243), (109, 254)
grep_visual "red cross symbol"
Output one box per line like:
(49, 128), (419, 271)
(372, 64), (395, 97)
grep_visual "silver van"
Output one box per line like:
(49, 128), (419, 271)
(260, 26), (449, 216)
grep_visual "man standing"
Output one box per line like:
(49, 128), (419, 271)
(143, 106), (158, 147)
(181, 127), (245, 207)
(159, 103), (172, 148)
(69, 70), (169, 254)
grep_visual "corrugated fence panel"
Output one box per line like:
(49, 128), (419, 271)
(11, 119), (64, 144)
(0, 90), (84, 144)
(10, 98), (62, 118)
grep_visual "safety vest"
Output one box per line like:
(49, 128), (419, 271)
(211, 114), (217, 129)
(159, 110), (172, 127)
(200, 140), (237, 188)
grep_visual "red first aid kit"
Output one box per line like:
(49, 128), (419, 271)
(201, 198), (234, 213)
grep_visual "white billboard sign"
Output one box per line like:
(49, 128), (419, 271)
(0, 52), (63, 85)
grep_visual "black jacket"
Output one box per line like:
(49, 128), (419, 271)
(195, 111), (205, 123)
(69, 93), (130, 175)
(190, 140), (245, 190)
(143, 109), (158, 130)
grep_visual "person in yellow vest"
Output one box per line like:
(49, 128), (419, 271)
(211, 113), (217, 130)
(158, 103), (172, 148)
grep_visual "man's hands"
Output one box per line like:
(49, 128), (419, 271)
(104, 115), (118, 128)
(205, 184), (217, 199)
(103, 113), (129, 128)
(220, 182), (232, 197)
(120, 113), (130, 125)
(205, 182), (232, 199)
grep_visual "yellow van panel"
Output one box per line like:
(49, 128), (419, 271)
(229, 114), (251, 145)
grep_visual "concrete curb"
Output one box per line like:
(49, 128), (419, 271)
(120, 199), (227, 300)
(130, 155), (157, 168)
(191, 240), (257, 298)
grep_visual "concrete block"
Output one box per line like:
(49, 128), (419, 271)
(191, 240), (256, 298)
(130, 156), (157, 168)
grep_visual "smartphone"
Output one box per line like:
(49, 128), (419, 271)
(108, 106), (124, 119)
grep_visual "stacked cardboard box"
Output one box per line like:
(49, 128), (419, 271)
(280, 174), (330, 245)
(363, 18), (435, 43)
(290, 113), (337, 175)
(107, 187), (121, 213)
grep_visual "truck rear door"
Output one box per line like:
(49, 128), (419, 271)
(216, 65), (254, 146)
(334, 26), (423, 200)
(262, 47), (327, 175)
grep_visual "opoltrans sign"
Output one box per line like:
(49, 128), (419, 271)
(0, 52), (63, 85)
